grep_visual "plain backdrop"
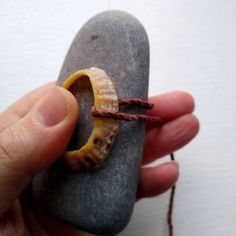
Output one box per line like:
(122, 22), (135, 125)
(0, 1), (236, 235)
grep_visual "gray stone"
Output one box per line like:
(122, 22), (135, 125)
(33, 10), (149, 235)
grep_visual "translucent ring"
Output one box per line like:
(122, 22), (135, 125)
(62, 67), (120, 170)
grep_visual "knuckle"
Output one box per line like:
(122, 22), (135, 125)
(0, 126), (28, 161)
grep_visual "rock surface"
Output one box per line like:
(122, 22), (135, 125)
(33, 10), (149, 235)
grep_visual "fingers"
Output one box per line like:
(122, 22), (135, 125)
(137, 162), (179, 199)
(138, 92), (198, 199)
(143, 114), (199, 165)
(0, 82), (56, 132)
(0, 86), (78, 216)
(143, 91), (199, 165)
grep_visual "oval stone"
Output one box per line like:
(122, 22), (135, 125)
(33, 10), (149, 235)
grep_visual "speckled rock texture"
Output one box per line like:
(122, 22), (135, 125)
(33, 10), (149, 235)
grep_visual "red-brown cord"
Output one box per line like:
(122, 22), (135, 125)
(91, 107), (164, 124)
(91, 98), (176, 236)
(118, 98), (154, 109)
(168, 153), (176, 236)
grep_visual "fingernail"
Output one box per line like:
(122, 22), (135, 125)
(36, 87), (69, 126)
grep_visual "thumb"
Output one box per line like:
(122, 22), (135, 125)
(0, 86), (78, 216)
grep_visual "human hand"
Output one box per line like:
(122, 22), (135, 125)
(0, 83), (199, 235)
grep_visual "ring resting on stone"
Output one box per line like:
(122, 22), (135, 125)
(62, 67), (120, 170)
(62, 67), (163, 171)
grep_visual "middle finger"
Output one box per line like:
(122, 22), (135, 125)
(142, 113), (199, 165)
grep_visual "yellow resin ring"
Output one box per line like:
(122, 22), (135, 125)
(62, 67), (120, 170)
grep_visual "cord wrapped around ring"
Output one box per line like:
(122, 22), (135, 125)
(62, 67), (120, 170)
(62, 67), (164, 170)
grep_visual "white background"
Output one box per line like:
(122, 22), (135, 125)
(0, 1), (236, 235)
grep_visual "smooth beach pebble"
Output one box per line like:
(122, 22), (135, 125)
(33, 10), (149, 235)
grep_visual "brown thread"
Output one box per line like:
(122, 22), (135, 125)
(118, 98), (154, 109)
(168, 153), (176, 236)
(91, 107), (164, 124)
(91, 99), (175, 236)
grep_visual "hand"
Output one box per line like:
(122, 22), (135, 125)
(0, 83), (199, 235)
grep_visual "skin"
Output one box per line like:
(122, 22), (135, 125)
(0, 82), (199, 236)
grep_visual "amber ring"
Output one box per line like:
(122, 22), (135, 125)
(62, 67), (120, 170)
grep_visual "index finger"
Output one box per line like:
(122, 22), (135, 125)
(146, 91), (195, 130)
